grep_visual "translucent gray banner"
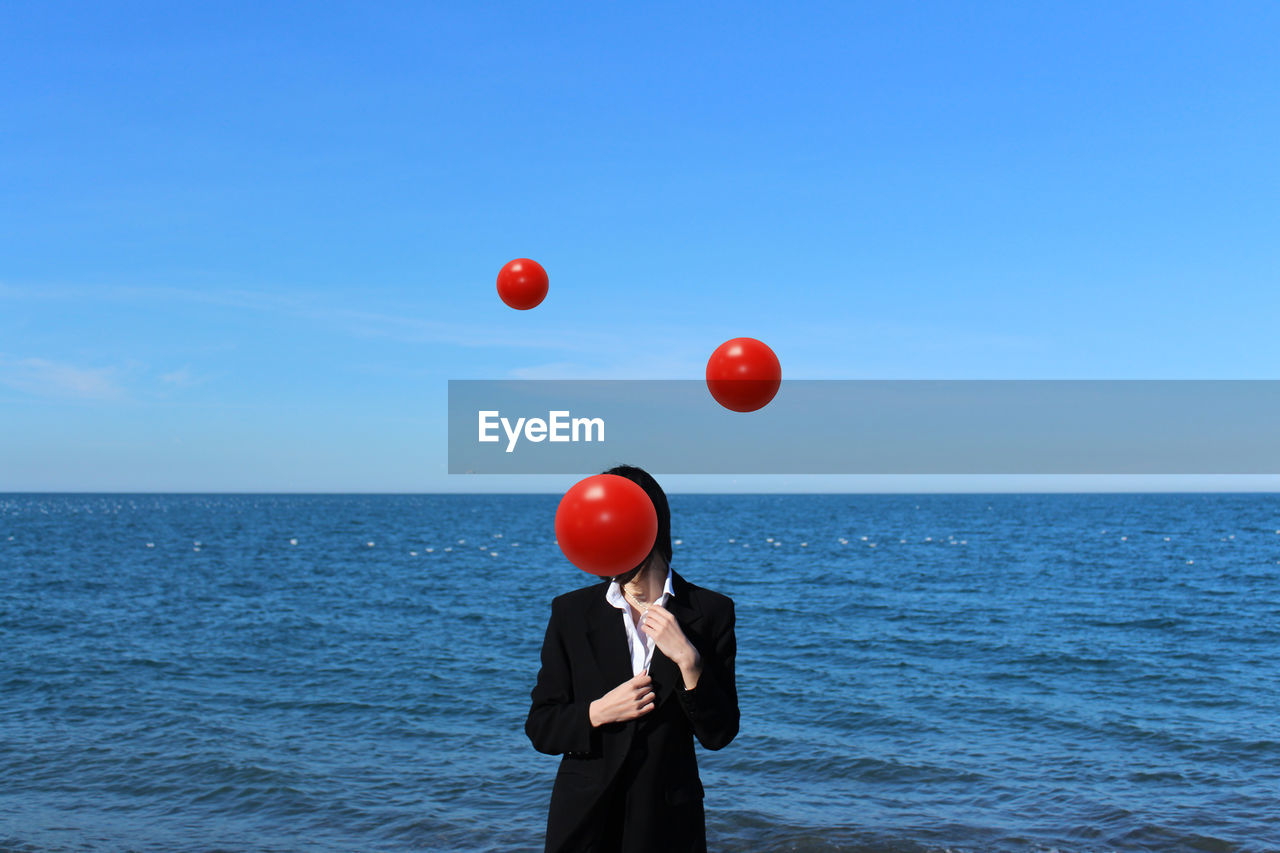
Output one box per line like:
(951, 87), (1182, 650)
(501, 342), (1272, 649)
(447, 380), (1280, 474)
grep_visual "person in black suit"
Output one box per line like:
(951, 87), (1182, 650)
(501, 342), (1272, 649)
(526, 465), (739, 853)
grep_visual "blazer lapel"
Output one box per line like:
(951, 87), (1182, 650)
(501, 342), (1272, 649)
(647, 569), (705, 707)
(666, 569), (703, 629)
(585, 584), (634, 691)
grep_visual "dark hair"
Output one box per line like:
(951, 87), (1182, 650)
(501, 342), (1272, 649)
(602, 464), (672, 566)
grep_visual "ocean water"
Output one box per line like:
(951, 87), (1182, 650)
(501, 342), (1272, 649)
(1, 493), (1278, 853)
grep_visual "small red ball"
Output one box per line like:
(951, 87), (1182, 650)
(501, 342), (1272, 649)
(496, 258), (549, 310)
(705, 337), (782, 412)
(554, 474), (658, 577)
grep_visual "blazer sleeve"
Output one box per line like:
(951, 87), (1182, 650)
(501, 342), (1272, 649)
(525, 598), (599, 757)
(675, 597), (739, 751)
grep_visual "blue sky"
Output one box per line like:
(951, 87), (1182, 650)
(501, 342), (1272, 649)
(2, 1), (1278, 492)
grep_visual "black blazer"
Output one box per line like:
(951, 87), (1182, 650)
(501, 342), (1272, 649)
(525, 569), (739, 852)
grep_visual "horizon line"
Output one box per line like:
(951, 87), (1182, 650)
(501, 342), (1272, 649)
(3, 489), (1280, 497)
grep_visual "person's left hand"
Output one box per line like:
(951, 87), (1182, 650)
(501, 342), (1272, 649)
(641, 604), (697, 668)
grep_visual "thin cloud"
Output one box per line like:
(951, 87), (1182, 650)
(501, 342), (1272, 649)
(0, 356), (125, 400)
(159, 367), (203, 387)
(507, 361), (592, 379)
(0, 282), (644, 353)
(507, 355), (704, 380)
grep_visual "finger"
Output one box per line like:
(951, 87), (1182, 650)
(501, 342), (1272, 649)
(647, 614), (673, 633)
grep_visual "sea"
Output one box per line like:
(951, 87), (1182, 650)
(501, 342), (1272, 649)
(1, 493), (1277, 853)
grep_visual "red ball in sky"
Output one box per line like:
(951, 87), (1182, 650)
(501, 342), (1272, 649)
(496, 258), (549, 310)
(555, 474), (658, 577)
(705, 337), (782, 412)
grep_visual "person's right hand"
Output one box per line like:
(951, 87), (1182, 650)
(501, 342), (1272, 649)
(588, 671), (655, 727)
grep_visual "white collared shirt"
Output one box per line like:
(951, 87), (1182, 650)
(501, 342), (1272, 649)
(605, 566), (675, 676)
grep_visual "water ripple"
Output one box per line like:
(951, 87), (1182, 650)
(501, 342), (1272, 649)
(2, 493), (1276, 852)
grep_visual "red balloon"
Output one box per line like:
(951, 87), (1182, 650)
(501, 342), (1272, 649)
(555, 474), (657, 576)
(705, 337), (782, 412)
(496, 258), (549, 310)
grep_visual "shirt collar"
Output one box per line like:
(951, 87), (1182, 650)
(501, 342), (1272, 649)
(605, 564), (675, 610)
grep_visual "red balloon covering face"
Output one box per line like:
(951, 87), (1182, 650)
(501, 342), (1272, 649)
(705, 337), (782, 412)
(555, 474), (658, 577)
(496, 258), (549, 310)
